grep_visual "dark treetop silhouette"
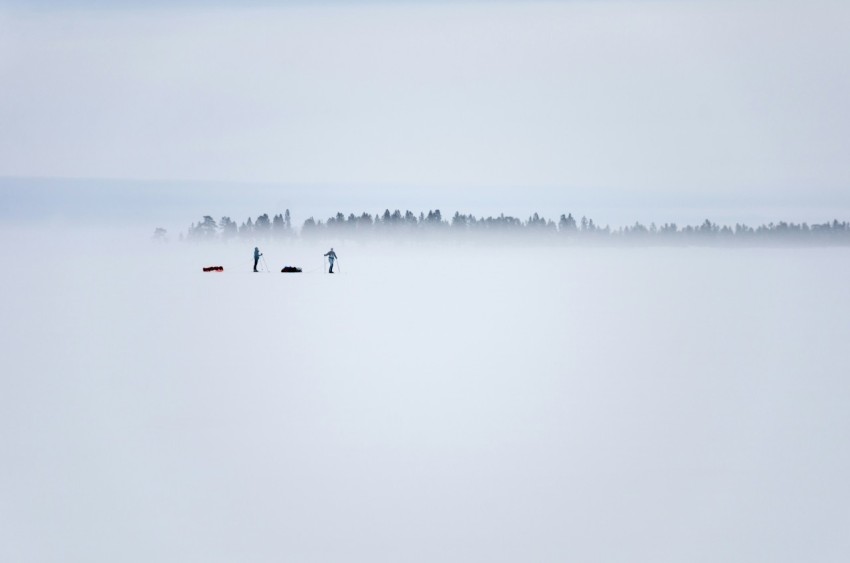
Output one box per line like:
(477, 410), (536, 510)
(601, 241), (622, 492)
(180, 209), (850, 246)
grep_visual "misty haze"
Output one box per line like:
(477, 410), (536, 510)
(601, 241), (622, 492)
(2, 1), (850, 562)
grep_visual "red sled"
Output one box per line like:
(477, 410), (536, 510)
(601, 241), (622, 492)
(203, 266), (224, 272)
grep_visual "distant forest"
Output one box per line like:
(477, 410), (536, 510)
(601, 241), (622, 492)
(159, 209), (850, 245)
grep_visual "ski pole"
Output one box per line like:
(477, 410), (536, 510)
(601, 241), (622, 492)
(262, 255), (270, 273)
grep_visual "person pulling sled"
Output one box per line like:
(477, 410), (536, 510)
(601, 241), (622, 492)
(324, 248), (338, 274)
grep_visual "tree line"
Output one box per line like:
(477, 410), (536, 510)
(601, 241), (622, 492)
(157, 209), (850, 245)
(181, 211), (295, 241)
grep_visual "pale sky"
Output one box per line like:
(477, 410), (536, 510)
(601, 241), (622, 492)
(1, 0), (848, 214)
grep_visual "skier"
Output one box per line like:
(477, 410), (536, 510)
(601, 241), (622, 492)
(253, 246), (263, 272)
(324, 247), (338, 274)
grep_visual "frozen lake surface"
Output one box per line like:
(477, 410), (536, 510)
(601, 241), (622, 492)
(2, 231), (849, 562)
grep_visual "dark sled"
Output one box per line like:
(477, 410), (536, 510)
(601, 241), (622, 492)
(203, 266), (224, 272)
(281, 266), (302, 273)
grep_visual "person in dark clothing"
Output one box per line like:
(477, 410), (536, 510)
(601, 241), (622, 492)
(253, 247), (262, 272)
(324, 248), (338, 273)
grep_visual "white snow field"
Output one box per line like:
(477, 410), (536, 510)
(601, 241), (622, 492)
(2, 229), (849, 563)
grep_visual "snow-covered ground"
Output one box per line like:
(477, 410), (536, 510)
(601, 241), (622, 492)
(2, 228), (849, 562)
